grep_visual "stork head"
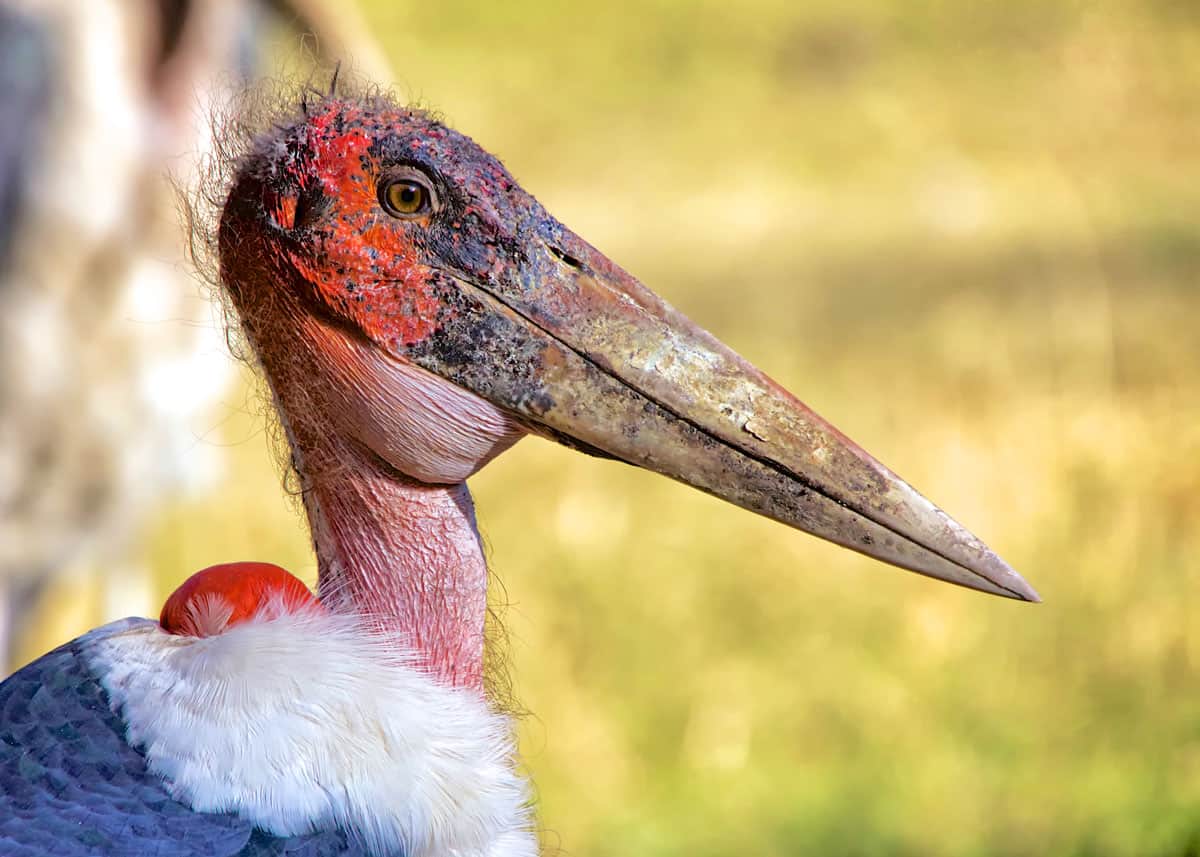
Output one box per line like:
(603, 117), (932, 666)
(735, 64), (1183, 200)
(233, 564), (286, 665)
(217, 94), (1037, 602)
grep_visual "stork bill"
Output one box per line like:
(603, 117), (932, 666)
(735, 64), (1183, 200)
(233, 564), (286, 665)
(221, 96), (1037, 603)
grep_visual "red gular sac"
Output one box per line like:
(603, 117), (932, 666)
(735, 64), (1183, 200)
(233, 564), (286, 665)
(160, 562), (320, 638)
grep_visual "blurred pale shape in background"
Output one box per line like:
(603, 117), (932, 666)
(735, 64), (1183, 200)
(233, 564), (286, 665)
(2, 1), (1198, 855)
(0, 0), (387, 657)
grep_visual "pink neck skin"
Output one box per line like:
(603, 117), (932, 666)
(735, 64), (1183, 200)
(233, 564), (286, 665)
(297, 432), (488, 690)
(242, 302), (489, 690)
(230, 256), (522, 693)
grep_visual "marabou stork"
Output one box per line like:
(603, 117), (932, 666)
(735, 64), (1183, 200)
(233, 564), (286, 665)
(0, 91), (1038, 856)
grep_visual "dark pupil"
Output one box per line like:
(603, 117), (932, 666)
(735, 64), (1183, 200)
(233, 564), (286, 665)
(394, 182), (421, 210)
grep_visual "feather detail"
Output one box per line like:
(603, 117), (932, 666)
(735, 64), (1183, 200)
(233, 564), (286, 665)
(83, 611), (535, 857)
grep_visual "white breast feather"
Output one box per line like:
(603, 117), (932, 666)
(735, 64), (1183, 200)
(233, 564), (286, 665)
(81, 612), (536, 857)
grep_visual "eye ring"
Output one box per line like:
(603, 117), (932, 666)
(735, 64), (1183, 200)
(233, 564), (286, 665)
(378, 169), (438, 219)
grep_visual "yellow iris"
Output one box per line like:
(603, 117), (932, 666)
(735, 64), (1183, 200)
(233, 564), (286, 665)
(384, 179), (427, 216)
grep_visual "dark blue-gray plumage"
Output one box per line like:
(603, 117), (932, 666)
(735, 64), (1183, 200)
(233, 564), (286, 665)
(0, 629), (361, 856)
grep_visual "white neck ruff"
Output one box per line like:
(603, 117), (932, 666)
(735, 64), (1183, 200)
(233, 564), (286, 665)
(82, 611), (536, 857)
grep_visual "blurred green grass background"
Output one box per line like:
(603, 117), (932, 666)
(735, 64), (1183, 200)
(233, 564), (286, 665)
(21, 1), (1200, 854)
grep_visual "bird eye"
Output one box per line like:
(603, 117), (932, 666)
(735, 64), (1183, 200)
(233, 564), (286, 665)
(379, 175), (434, 218)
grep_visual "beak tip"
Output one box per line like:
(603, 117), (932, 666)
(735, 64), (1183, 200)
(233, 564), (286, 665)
(979, 554), (1041, 603)
(1009, 577), (1042, 604)
(917, 558), (1041, 603)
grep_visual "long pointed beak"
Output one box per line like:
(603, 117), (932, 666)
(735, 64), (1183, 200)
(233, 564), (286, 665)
(406, 226), (1039, 602)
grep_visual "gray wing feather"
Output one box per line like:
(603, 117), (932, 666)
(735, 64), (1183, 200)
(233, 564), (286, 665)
(0, 633), (375, 856)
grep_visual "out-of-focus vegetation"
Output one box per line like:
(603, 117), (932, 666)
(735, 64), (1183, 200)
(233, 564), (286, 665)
(18, 0), (1200, 854)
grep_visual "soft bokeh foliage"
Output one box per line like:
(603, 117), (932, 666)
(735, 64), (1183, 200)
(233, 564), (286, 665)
(18, 1), (1200, 854)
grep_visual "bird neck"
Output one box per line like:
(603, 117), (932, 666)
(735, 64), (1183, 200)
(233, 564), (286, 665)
(293, 431), (489, 691)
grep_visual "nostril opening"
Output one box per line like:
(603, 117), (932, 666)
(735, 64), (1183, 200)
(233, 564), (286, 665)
(293, 186), (329, 230)
(548, 244), (584, 270)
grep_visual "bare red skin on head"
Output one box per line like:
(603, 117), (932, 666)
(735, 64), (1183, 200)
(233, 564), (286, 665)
(262, 103), (450, 349)
(160, 561), (319, 637)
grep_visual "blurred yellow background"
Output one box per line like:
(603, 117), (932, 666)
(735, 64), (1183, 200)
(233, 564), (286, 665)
(11, 1), (1200, 854)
